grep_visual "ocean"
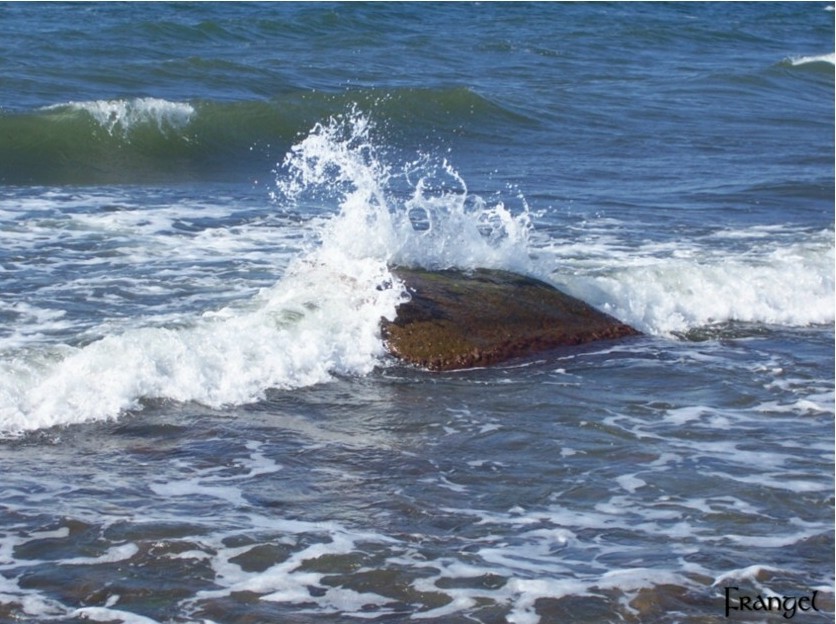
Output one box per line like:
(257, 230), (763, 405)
(0, 3), (833, 623)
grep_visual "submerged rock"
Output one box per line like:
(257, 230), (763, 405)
(381, 267), (640, 371)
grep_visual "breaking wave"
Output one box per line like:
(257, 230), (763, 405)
(786, 52), (836, 66)
(546, 226), (835, 336)
(0, 108), (832, 436)
(0, 110), (533, 436)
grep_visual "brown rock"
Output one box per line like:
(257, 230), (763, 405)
(381, 267), (640, 371)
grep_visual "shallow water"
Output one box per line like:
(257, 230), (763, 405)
(0, 3), (833, 623)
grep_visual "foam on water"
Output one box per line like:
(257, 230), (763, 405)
(0, 253), (403, 434)
(0, 378), (831, 624)
(275, 111), (834, 342)
(275, 108), (535, 274)
(0, 111), (534, 436)
(0, 110), (832, 436)
(0, 190), (304, 338)
(42, 98), (195, 137)
(543, 224), (835, 336)
(72, 607), (162, 624)
(787, 52), (836, 66)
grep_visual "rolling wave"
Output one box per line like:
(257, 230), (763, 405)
(0, 88), (526, 184)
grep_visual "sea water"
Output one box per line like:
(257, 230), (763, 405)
(0, 3), (833, 623)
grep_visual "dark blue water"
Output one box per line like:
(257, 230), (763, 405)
(0, 3), (833, 623)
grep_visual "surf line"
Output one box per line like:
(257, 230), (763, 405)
(723, 586), (822, 619)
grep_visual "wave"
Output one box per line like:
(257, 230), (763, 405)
(275, 107), (534, 274)
(0, 88), (527, 184)
(0, 110), (532, 436)
(0, 110), (832, 436)
(42, 97), (196, 137)
(786, 52), (835, 66)
(0, 257), (404, 435)
(543, 226), (835, 336)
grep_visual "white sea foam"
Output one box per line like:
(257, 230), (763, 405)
(276, 108), (534, 274)
(73, 606), (163, 624)
(0, 111), (534, 435)
(546, 226), (835, 335)
(63, 543), (139, 566)
(1, 110), (832, 436)
(43, 97), (195, 136)
(615, 473), (647, 493)
(0, 190), (305, 353)
(788, 52), (836, 66)
(0, 252), (403, 434)
(0, 429), (828, 623)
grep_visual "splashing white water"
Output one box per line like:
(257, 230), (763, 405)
(0, 253), (403, 434)
(276, 108), (535, 273)
(0, 110), (534, 436)
(1, 109), (831, 436)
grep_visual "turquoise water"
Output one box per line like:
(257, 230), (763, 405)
(0, 3), (833, 623)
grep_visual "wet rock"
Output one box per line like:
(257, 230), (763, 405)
(381, 267), (640, 371)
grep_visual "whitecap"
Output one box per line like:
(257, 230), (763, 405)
(0, 109), (538, 435)
(787, 52), (835, 66)
(42, 97), (195, 137)
(547, 226), (835, 335)
(72, 606), (163, 624)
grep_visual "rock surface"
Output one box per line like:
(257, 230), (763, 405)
(381, 267), (640, 371)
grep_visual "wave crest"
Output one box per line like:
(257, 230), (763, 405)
(786, 52), (835, 66)
(44, 97), (196, 137)
(0, 88), (527, 184)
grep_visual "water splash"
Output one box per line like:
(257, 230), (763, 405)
(275, 108), (535, 273)
(0, 108), (536, 436)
